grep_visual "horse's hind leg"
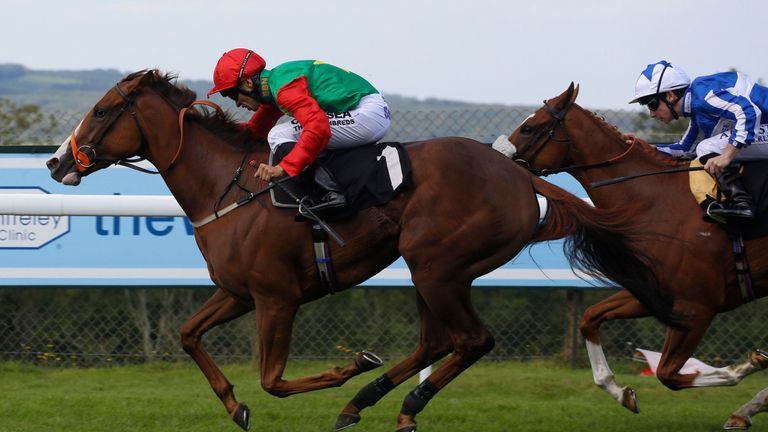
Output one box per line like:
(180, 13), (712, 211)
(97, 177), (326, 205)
(179, 288), (254, 430)
(335, 292), (453, 431)
(394, 280), (495, 432)
(725, 387), (768, 430)
(254, 298), (383, 398)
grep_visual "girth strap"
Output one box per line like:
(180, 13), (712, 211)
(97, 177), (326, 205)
(731, 232), (755, 303)
(312, 223), (338, 294)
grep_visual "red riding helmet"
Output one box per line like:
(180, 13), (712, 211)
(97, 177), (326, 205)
(207, 48), (266, 97)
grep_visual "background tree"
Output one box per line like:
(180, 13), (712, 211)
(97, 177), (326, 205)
(629, 110), (689, 143)
(0, 97), (59, 146)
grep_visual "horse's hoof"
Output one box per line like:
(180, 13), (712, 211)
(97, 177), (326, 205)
(355, 350), (384, 372)
(749, 349), (768, 369)
(395, 426), (417, 432)
(233, 403), (251, 431)
(335, 412), (361, 431)
(724, 415), (752, 430)
(620, 387), (639, 414)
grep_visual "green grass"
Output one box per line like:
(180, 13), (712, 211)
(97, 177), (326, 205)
(1, 360), (767, 432)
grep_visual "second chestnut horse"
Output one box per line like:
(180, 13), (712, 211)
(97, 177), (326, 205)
(504, 83), (768, 427)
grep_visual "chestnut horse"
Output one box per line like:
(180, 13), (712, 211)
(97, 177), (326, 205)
(47, 71), (667, 432)
(502, 83), (768, 428)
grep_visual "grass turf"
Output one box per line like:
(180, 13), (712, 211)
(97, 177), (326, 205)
(1, 359), (767, 431)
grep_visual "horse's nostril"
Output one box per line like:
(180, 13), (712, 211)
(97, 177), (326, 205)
(46, 157), (59, 170)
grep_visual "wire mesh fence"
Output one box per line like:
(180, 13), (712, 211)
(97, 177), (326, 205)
(1, 287), (766, 367)
(0, 105), (749, 368)
(4, 103), (686, 148)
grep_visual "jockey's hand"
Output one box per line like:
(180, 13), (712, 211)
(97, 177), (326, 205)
(621, 133), (638, 145)
(703, 145), (739, 176)
(255, 163), (286, 182)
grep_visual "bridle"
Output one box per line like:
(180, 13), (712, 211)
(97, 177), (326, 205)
(513, 98), (636, 176)
(66, 73), (281, 229)
(69, 82), (152, 173)
(69, 79), (224, 174)
(513, 99), (574, 175)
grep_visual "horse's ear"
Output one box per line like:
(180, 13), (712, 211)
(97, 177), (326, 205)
(572, 83), (580, 103)
(120, 69), (154, 93)
(140, 69), (159, 85)
(561, 82), (577, 108)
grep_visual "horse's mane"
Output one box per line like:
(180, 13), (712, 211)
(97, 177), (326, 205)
(575, 104), (690, 169)
(122, 70), (256, 150)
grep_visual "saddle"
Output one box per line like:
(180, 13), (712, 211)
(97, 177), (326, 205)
(689, 159), (768, 240)
(269, 142), (413, 221)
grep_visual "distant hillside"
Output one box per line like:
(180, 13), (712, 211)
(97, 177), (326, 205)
(0, 63), (653, 144)
(0, 63), (504, 114)
(0, 63), (233, 114)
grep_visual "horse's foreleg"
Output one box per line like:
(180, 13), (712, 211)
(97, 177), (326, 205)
(255, 301), (381, 399)
(689, 349), (768, 387)
(335, 292), (453, 431)
(725, 387), (768, 430)
(580, 290), (649, 413)
(179, 288), (254, 429)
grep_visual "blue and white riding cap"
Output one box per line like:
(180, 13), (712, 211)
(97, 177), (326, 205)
(629, 60), (691, 104)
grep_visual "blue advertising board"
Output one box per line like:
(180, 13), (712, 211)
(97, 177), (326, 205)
(0, 150), (600, 287)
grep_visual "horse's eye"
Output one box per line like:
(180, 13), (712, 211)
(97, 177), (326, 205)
(94, 107), (107, 118)
(521, 125), (533, 134)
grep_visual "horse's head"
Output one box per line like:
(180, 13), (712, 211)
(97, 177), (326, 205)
(505, 83), (580, 174)
(47, 70), (176, 185)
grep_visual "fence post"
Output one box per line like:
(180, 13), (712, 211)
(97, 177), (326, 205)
(564, 289), (583, 368)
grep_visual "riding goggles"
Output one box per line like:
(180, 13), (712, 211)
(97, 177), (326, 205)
(220, 87), (240, 101)
(638, 95), (661, 112)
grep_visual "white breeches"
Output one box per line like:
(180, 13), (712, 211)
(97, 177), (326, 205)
(267, 93), (391, 153)
(696, 120), (768, 161)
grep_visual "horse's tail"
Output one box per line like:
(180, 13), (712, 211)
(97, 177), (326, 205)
(530, 176), (685, 329)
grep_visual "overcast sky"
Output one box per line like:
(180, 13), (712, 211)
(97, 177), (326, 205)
(2, 0), (766, 110)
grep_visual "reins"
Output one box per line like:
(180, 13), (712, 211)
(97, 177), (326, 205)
(70, 76), (346, 243)
(68, 82), (272, 224)
(520, 137), (638, 177)
(590, 165), (705, 188)
(193, 158), (346, 245)
(192, 175), (291, 228)
(515, 101), (638, 177)
(119, 99), (226, 174)
(70, 82), (224, 175)
(516, 100), (711, 188)
(174, 100), (225, 170)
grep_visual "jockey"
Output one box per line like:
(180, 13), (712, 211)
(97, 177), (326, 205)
(208, 48), (391, 213)
(627, 60), (768, 219)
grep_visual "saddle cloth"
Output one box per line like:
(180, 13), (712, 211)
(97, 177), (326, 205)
(689, 159), (768, 240)
(270, 142), (413, 214)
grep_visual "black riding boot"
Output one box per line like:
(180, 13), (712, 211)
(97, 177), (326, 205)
(304, 164), (347, 214)
(709, 164), (755, 219)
